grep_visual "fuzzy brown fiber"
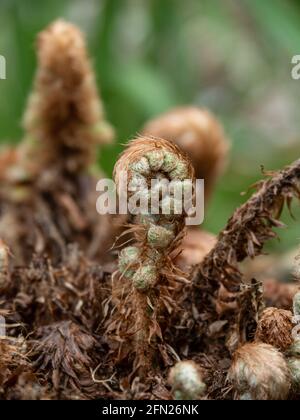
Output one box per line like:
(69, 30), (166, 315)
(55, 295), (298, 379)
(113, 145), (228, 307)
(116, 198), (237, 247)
(255, 307), (293, 351)
(229, 342), (291, 400)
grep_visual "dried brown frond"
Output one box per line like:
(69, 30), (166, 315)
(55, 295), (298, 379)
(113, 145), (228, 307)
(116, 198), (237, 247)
(30, 321), (99, 398)
(255, 307), (293, 351)
(191, 159), (300, 346)
(142, 107), (229, 201)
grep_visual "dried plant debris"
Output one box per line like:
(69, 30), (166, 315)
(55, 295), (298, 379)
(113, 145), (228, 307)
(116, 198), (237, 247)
(0, 154), (299, 400)
(30, 321), (99, 399)
(9, 249), (109, 330)
(286, 339), (300, 394)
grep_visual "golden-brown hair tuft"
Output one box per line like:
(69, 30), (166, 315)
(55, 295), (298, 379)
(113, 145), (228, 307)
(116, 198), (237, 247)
(229, 342), (291, 400)
(255, 307), (293, 351)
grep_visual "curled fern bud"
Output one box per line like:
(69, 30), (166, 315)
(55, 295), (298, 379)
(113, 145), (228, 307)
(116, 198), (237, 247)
(147, 224), (175, 249)
(132, 263), (158, 291)
(142, 107), (229, 201)
(255, 307), (293, 351)
(113, 136), (195, 377)
(114, 136), (195, 270)
(115, 136), (194, 190)
(118, 246), (140, 279)
(145, 150), (164, 171)
(168, 361), (206, 400)
(229, 342), (291, 400)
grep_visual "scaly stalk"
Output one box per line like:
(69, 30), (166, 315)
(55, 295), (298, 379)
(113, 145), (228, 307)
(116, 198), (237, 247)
(112, 136), (195, 377)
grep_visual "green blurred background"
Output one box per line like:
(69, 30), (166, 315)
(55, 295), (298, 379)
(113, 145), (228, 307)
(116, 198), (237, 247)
(0, 0), (299, 252)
